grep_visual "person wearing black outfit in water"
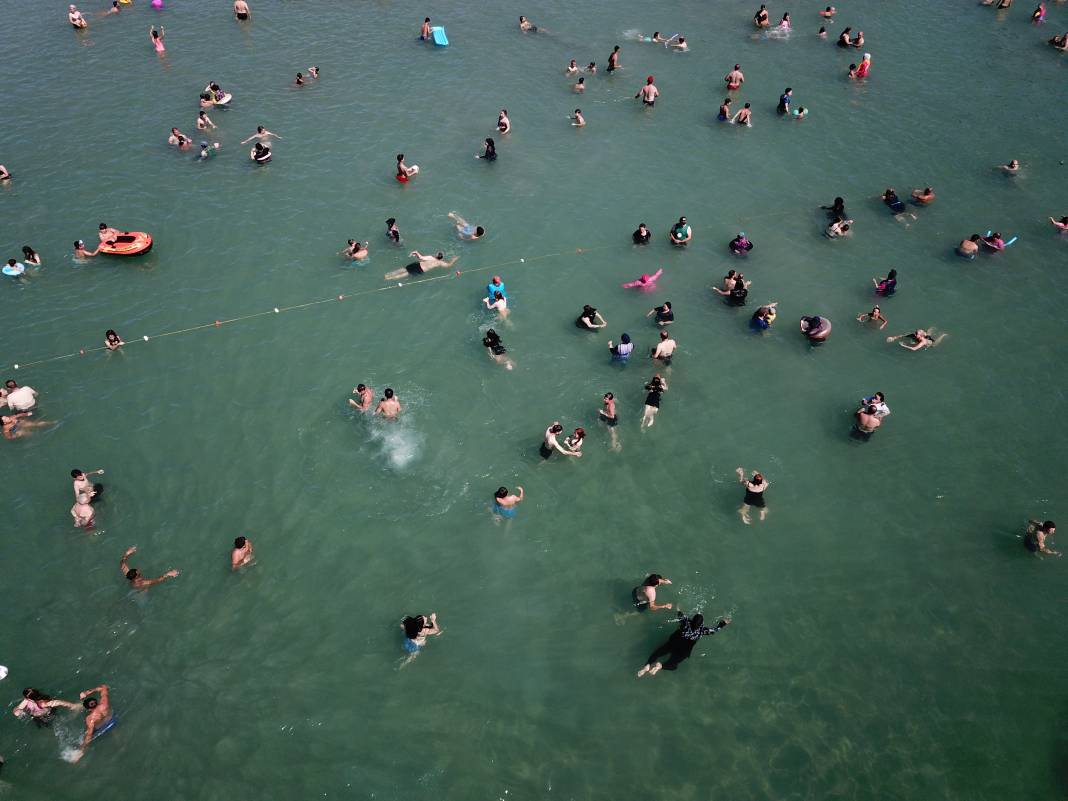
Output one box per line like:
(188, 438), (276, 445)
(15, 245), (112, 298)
(637, 613), (730, 676)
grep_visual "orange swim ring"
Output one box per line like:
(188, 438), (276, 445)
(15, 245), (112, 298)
(98, 232), (153, 256)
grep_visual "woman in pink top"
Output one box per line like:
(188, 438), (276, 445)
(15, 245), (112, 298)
(150, 26), (165, 54)
(622, 268), (662, 290)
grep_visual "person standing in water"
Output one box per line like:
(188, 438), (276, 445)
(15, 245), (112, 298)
(149, 26), (165, 54)
(1025, 520), (1059, 556)
(71, 468), (105, 502)
(725, 64), (744, 90)
(669, 217), (692, 245)
(857, 305), (889, 330)
(349, 383), (374, 411)
(637, 614), (730, 676)
(541, 422), (581, 459)
(71, 493), (95, 530)
(401, 613), (441, 658)
(234, 0), (251, 21)
(651, 330), (677, 365)
(69, 685), (111, 763)
(374, 388), (402, 419)
(852, 404), (882, 441)
(120, 547), (179, 590)
(640, 374), (667, 430)
(598, 392), (620, 451)
(493, 486), (524, 518)
(68, 5), (88, 28)
(633, 574), (673, 611)
(420, 17), (431, 40)
(231, 536), (254, 570)
(636, 76), (659, 106)
(736, 468), (769, 524)
(607, 45), (622, 73)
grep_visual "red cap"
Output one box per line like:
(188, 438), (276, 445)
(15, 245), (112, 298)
(647, 75), (654, 83)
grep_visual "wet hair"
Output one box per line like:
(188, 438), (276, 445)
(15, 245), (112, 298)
(500, 109), (507, 116)
(726, 269), (737, 279)
(752, 473), (764, 484)
(99, 223), (108, 230)
(495, 487), (508, 499)
(384, 388), (394, 399)
(849, 63), (857, 71)
(969, 234), (982, 243)
(819, 26), (826, 34)
(887, 269), (897, 280)
(23, 688), (51, 702)
(621, 333), (631, 344)
(106, 329), (118, 340)
(7, 259), (15, 267)
(402, 616), (425, 639)
(485, 137), (494, 147)
(386, 218), (396, 227)
(734, 63), (740, 69)
(583, 305), (595, 316)
(396, 153), (405, 162)
(356, 383), (366, 392)
(475, 227), (485, 237)
(234, 536), (247, 548)
(744, 102), (751, 109)
(785, 87), (792, 93)
(550, 423), (564, 433)
(874, 392), (885, 402)
(663, 301), (672, 310)
(992, 231), (1001, 239)
(603, 392), (614, 400)
(573, 428), (585, 439)
(1043, 520), (1056, 530)
(200, 92), (211, 100)
(23, 246), (36, 258)
(424, 17), (430, 22)
(660, 330), (668, 339)
(574, 108), (582, 114)
(83, 698), (98, 709)
(723, 97), (732, 106)
(577, 77), (584, 85)
(643, 574), (662, 587)
(72, 469), (84, 478)
(493, 291), (503, 301)
(866, 405), (877, 414)
(5, 380), (17, 389)
(691, 613), (705, 627)
(126, 568), (139, 581)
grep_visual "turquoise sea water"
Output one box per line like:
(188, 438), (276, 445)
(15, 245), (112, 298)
(2, 1), (1067, 799)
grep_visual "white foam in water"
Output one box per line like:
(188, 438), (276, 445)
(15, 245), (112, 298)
(60, 747), (81, 763)
(369, 424), (422, 470)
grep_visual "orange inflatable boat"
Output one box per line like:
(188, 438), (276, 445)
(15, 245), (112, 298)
(98, 232), (153, 256)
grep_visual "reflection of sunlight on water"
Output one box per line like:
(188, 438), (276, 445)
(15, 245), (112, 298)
(369, 423), (422, 470)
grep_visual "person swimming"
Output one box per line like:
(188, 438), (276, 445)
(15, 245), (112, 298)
(728, 232), (753, 254)
(873, 269), (897, 296)
(251, 142), (271, 163)
(622, 268), (662, 289)
(881, 188), (906, 214)
(401, 613), (441, 656)
(632, 574), (673, 611)
(478, 137), (497, 161)
(493, 486), (524, 518)
(717, 98), (732, 121)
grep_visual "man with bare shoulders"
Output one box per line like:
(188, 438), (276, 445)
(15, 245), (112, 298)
(635, 76), (659, 106)
(120, 546), (179, 590)
(231, 536), (254, 570)
(69, 685), (111, 763)
(724, 64), (744, 90)
(384, 251), (457, 281)
(374, 388), (402, 419)
(852, 405), (881, 441)
(633, 574), (673, 611)
(234, 0), (251, 21)
(348, 383), (374, 411)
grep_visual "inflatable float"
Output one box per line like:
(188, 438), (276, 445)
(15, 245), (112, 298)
(92, 716), (118, 741)
(396, 164), (420, 183)
(800, 315), (832, 342)
(99, 232), (153, 256)
(2, 262), (26, 277)
(431, 26), (448, 46)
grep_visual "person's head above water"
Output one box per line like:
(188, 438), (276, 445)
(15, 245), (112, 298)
(620, 333), (631, 344)
(643, 574), (663, 587)
(234, 536), (247, 549)
(495, 487), (509, 499)
(386, 217), (396, 227)
(125, 568), (140, 581)
(660, 330), (669, 340)
(550, 422), (564, 434)
(402, 615), (425, 639)
(357, 383), (366, 392)
(752, 472), (764, 484)
(396, 153), (405, 162)
(582, 304), (596, 316)
(72, 469), (85, 478)
(384, 388), (394, 399)
(646, 75), (654, 84)
(83, 697), (98, 710)
(691, 613), (704, 627)
(604, 392), (614, 401)
(886, 269), (897, 280)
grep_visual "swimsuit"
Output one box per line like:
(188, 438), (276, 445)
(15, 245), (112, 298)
(851, 424), (874, 441)
(602, 414), (618, 427)
(612, 343), (634, 361)
(237, 11), (248, 19)
(540, 442), (554, 459)
(403, 638), (421, 654)
(656, 310), (674, 323)
(633, 230), (650, 244)
(632, 587), (650, 611)
(645, 390), (662, 408)
(743, 486), (766, 508)
(494, 502), (516, 518)
(405, 262), (425, 276)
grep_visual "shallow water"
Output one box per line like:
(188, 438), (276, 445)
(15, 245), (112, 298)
(2, 1), (1067, 799)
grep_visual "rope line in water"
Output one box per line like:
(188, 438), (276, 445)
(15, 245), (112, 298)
(9, 244), (617, 372)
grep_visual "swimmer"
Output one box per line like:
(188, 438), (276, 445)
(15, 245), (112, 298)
(482, 329), (514, 370)
(120, 546), (179, 590)
(632, 223), (651, 244)
(999, 159), (1020, 174)
(608, 334), (634, 362)
(241, 126), (282, 144)
(1050, 32), (1068, 50)
(231, 536), (254, 570)
(250, 142), (271, 163)
(1050, 216), (1068, 231)
(750, 302), (778, 332)
(886, 328), (946, 351)
(650, 32), (667, 43)
(754, 4), (770, 28)
(197, 111), (216, 131)
(881, 188), (906, 214)
(799, 315), (831, 342)
(104, 329), (124, 350)
(74, 240), (99, 259)
(564, 428), (585, 454)
(640, 374), (667, 430)
(149, 25), (165, 54)
(861, 391), (890, 418)
(636, 76), (659, 106)
(400, 613), (440, 660)
(104, 2), (120, 15)
(541, 422), (581, 458)
(818, 26), (827, 38)
(71, 468), (104, 502)
(385, 218), (401, 244)
(637, 614), (729, 677)
(632, 574), (673, 611)
(911, 186), (935, 204)
(856, 53), (872, 78)
(607, 45), (622, 73)
(777, 88), (793, 114)
(779, 12), (791, 30)
(486, 275), (506, 300)
(670, 37), (688, 51)
(0, 165), (10, 180)
(585, 62), (596, 73)
(199, 93), (215, 110)
(2, 411), (52, 440)
(420, 17), (431, 40)
(3, 259), (25, 278)
(576, 305), (606, 330)
(234, 0), (251, 21)
(3, 379), (37, 411)
(820, 6), (836, 18)
(168, 128), (191, 149)
(518, 15), (540, 33)
(851, 30), (864, 47)
(1025, 520), (1059, 556)
(852, 405), (881, 441)
(857, 305), (889, 330)
(728, 232), (753, 254)
(308, 66), (319, 79)
(565, 59), (579, 75)
(622, 268), (662, 289)
(341, 240), (368, 260)
(837, 27), (852, 47)
(647, 301), (674, 326)
(348, 383), (374, 410)
(792, 106), (808, 120)
(68, 685), (111, 763)
(449, 212), (485, 240)
(199, 141), (220, 160)
(570, 109), (586, 127)
(13, 688), (80, 721)
(717, 98), (732, 121)
(848, 64), (859, 79)
(396, 154), (418, 179)
(294, 73), (305, 87)
(980, 231), (1007, 251)
(724, 64), (745, 91)
(957, 234), (981, 258)
(651, 330), (677, 364)
(669, 217), (692, 245)
(574, 77), (585, 93)
(736, 467), (769, 524)
(483, 291), (508, 318)
(497, 110), (511, 135)
(477, 137), (497, 161)
(373, 388), (402, 419)
(22, 246), (41, 266)
(822, 196), (847, 218)
(874, 269), (897, 296)
(384, 250), (457, 280)
(493, 486), (524, 518)
(825, 217), (852, 238)
(69, 5), (87, 28)
(732, 103), (753, 126)
(71, 493), (95, 529)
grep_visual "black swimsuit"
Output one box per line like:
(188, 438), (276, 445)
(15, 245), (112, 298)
(743, 486), (766, 508)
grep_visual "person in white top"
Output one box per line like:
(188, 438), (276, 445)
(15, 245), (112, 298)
(861, 391), (890, 418)
(3, 380), (38, 411)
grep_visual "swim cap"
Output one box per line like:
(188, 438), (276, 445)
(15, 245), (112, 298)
(647, 75), (654, 83)
(641, 274), (650, 282)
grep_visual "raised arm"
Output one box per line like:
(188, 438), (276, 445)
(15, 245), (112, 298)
(119, 546), (136, 576)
